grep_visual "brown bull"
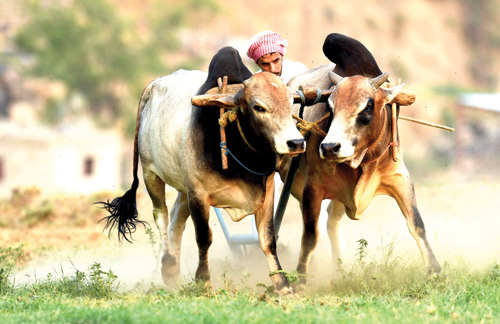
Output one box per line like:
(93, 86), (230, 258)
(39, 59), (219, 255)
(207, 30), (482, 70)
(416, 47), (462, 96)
(281, 33), (441, 289)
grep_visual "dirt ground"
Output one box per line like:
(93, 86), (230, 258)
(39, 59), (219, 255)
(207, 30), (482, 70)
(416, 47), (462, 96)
(4, 167), (500, 291)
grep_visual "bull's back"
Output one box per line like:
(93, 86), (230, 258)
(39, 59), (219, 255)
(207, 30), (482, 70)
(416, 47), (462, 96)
(287, 64), (335, 119)
(138, 70), (208, 192)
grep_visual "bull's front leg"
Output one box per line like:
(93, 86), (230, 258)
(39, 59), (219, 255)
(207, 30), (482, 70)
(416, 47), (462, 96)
(326, 200), (345, 270)
(296, 182), (323, 289)
(387, 166), (441, 275)
(254, 174), (294, 296)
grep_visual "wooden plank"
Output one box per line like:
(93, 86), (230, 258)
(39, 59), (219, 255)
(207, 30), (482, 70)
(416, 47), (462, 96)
(191, 94), (229, 107)
(391, 91), (416, 106)
(205, 83), (243, 95)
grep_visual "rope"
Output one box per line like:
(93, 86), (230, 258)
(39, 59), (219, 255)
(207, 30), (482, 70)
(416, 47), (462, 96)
(297, 89), (323, 119)
(312, 89), (322, 105)
(219, 143), (273, 176)
(362, 106), (399, 164)
(219, 107), (258, 151)
(219, 107), (238, 127)
(292, 112), (331, 137)
(298, 90), (306, 119)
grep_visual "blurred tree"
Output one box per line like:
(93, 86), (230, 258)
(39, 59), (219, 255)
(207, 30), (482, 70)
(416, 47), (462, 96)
(15, 0), (151, 120)
(14, 0), (218, 130)
(461, 0), (500, 89)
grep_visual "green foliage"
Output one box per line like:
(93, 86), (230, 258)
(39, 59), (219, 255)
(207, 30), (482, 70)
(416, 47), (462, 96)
(328, 239), (426, 296)
(356, 238), (368, 264)
(0, 246), (24, 294)
(268, 269), (305, 285)
(460, 0), (500, 88)
(177, 280), (213, 297)
(1, 187), (113, 229)
(0, 187), (55, 227)
(27, 262), (118, 299)
(22, 199), (54, 227)
(15, 0), (152, 119)
(14, 0), (218, 129)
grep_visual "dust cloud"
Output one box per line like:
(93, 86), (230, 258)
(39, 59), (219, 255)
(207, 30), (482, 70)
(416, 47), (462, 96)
(13, 169), (500, 291)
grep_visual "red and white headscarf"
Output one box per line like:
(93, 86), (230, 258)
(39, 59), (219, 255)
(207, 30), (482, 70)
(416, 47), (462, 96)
(246, 30), (288, 63)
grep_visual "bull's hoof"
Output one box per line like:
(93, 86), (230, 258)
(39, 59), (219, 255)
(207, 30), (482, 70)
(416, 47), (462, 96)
(195, 267), (211, 283)
(161, 253), (180, 285)
(427, 261), (442, 277)
(276, 285), (298, 298)
(292, 281), (307, 294)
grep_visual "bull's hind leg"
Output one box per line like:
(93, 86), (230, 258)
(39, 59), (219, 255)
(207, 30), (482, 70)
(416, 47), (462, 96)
(186, 192), (212, 283)
(142, 171), (177, 283)
(296, 184), (323, 288)
(326, 200), (345, 269)
(387, 168), (441, 275)
(165, 192), (190, 279)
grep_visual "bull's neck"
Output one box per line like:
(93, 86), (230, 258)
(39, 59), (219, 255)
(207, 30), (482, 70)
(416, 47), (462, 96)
(225, 113), (276, 176)
(362, 104), (395, 165)
(194, 106), (275, 179)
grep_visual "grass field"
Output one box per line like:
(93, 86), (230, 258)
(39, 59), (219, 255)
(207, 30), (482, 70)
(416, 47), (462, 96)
(1, 173), (500, 323)
(1, 244), (499, 324)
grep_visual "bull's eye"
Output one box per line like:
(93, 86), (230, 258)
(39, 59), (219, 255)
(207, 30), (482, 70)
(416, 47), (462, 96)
(357, 98), (374, 126)
(253, 104), (266, 113)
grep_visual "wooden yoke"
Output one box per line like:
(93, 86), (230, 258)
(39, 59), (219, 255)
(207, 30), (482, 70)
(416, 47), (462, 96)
(293, 84), (332, 105)
(192, 82), (333, 170)
(191, 79), (451, 171)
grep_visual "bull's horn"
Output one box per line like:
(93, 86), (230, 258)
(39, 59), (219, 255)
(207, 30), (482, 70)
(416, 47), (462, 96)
(328, 72), (343, 86)
(370, 72), (389, 89)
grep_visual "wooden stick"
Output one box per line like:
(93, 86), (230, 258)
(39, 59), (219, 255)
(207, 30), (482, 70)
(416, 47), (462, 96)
(218, 77), (229, 170)
(399, 115), (455, 132)
(220, 107), (228, 170)
(391, 103), (399, 162)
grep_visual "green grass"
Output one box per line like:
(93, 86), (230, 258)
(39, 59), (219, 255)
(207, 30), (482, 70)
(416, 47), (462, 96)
(1, 245), (499, 324)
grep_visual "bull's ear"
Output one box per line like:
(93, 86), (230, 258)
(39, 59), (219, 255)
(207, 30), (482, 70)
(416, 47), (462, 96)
(380, 84), (404, 104)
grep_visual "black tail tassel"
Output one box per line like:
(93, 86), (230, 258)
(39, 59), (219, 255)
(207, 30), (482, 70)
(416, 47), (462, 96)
(95, 177), (149, 243)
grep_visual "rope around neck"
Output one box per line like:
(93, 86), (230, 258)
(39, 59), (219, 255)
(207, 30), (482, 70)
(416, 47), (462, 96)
(362, 106), (398, 164)
(219, 142), (273, 176)
(219, 107), (258, 152)
(292, 112), (331, 137)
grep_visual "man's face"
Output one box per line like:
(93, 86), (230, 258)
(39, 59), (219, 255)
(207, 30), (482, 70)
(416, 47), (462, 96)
(257, 52), (283, 77)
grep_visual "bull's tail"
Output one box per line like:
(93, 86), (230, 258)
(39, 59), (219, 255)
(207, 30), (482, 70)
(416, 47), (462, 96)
(95, 82), (154, 243)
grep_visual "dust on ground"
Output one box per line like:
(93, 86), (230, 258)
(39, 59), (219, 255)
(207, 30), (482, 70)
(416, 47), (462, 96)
(4, 168), (500, 292)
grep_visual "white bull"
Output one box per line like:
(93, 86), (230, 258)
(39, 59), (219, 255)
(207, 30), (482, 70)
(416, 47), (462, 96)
(98, 69), (305, 295)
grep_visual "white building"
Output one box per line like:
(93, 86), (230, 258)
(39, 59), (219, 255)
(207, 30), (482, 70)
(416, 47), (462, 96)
(0, 118), (126, 198)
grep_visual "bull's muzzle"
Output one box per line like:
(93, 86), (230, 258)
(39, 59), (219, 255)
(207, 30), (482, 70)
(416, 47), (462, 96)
(286, 138), (305, 154)
(320, 142), (342, 159)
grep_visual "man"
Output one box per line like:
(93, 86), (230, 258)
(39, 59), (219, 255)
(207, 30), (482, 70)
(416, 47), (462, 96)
(247, 30), (309, 213)
(247, 30), (307, 85)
